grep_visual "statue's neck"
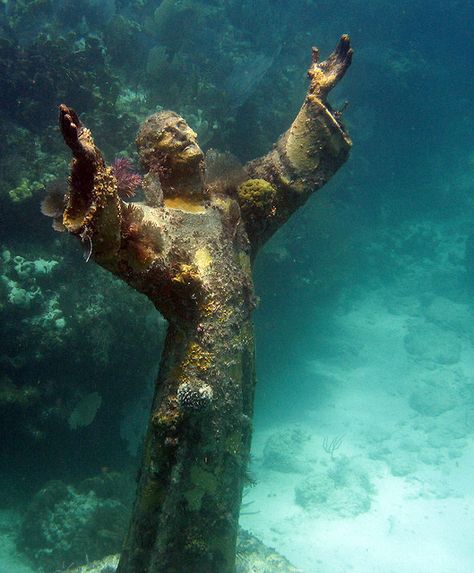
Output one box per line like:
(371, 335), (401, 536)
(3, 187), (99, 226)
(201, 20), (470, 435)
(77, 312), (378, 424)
(161, 169), (206, 199)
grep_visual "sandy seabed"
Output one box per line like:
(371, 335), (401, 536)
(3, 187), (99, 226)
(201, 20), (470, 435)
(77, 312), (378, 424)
(241, 287), (474, 573)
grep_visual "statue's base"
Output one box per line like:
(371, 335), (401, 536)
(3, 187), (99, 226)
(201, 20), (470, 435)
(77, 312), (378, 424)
(65, 529), (303, 573)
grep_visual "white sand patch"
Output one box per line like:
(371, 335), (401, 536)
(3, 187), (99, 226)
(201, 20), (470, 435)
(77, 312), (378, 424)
(242, 287), (474, 573)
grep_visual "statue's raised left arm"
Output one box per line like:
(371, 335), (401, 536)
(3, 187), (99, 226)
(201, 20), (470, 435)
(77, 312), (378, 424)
(237, 35), (353, 252)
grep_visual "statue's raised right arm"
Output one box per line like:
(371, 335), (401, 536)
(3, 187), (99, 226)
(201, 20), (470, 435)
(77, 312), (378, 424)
(59, 104), (123, 266)
(238, 35), (353, 251)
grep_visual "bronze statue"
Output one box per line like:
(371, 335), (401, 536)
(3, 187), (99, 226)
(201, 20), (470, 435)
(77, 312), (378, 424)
(55, 35), (353, 573)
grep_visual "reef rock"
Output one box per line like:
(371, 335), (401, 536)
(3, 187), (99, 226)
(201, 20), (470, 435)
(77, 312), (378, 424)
(404, 321), (461, 365)
(262, 426), (312, 473)
(63, 529), (303, 573)
(295, 456), (375, 517)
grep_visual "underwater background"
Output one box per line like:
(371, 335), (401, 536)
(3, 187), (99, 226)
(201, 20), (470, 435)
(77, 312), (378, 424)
(1, 0), (474, 571)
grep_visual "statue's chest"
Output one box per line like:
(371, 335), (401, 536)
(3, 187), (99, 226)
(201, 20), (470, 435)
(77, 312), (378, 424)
(163, 206), (253, 302)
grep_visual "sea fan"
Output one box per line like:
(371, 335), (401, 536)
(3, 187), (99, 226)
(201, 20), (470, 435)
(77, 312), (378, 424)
(111, 157), (142, 199)
(40, 179), (67, 232)
(40, 190), (64, 219)
(204, 149), (246, 195)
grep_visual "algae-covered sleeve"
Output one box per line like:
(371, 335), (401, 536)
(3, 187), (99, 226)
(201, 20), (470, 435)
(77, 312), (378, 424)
(239, 35), (353, 250)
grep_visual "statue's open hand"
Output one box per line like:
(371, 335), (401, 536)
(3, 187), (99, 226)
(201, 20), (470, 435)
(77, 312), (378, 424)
(59, 104), (96, 160)
(307, 35), (353, 100)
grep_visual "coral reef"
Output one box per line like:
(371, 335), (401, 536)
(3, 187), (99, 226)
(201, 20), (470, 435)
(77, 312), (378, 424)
(295, 456), (375, 517)
(19, 472), (134, 572)
(0, 243), (165, 495)
(61, 529), (303, 573)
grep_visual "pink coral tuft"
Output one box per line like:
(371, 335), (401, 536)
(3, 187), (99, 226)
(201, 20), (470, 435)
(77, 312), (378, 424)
(111, 157), (142, 199)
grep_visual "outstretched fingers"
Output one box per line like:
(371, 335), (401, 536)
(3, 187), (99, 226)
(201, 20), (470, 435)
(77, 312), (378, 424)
(59, 104), (82, 150)
(59, 103), (81, 129)
(308, 35), (353, 99)
(58, 104), (97, 162)
(323, 35), (353, 74)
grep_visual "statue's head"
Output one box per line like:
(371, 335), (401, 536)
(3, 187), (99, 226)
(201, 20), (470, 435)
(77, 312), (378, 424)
(136, 111), (204, 184)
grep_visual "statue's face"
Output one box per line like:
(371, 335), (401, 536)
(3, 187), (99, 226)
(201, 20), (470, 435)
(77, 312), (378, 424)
(137, 111), (204, 176)
(156, 116), (203, 168)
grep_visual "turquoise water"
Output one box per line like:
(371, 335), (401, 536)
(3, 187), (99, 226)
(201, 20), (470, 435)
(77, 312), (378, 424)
(1, 1), (474, 572)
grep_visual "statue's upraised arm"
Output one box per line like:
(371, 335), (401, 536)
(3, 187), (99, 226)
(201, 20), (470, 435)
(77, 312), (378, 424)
(57, 106), (192, 315)
(238, 35), (353, 251)
(59, 104), (123, 266)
